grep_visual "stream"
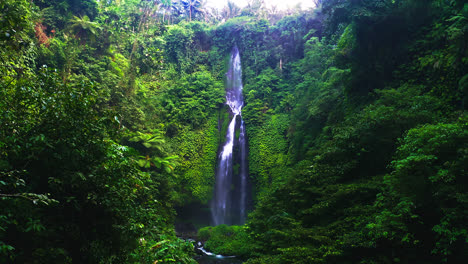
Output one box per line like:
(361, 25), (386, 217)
(194, 245), (243, 264)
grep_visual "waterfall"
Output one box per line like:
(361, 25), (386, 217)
(239, 120), (247, 222)
(211, 46), (249, 226)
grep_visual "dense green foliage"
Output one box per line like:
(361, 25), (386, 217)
(0, 0), (223, 262)
(230, 1), (468, 263)
(198, 225), (252, 258)
(1, 0), (467, 263)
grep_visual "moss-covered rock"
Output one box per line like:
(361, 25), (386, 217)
(197, 225), (253, 258)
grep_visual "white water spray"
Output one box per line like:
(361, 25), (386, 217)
(211, 47), (249, 225)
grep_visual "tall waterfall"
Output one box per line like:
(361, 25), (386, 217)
(211, 47), (249, 226)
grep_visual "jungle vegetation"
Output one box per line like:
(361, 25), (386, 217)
(1, 0), (467, 263)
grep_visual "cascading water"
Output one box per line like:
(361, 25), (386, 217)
(211, 46), (249, 226)
(239, 120), (247, 222)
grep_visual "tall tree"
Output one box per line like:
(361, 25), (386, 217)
(182, 0), (203, 21)
(159, 0), (173, 23)
(222, 1), (241, 19)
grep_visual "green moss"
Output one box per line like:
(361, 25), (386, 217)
(233, 163), (240, 176)
(170, 115), (220, 203)
(197, 225), (252, 258)
(247, 114), (291, 198)
(219, 105), (231, 142)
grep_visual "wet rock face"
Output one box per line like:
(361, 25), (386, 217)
(175, 222), (197, 239)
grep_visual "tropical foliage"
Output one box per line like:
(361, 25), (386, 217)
(1, 0), (467, 263)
